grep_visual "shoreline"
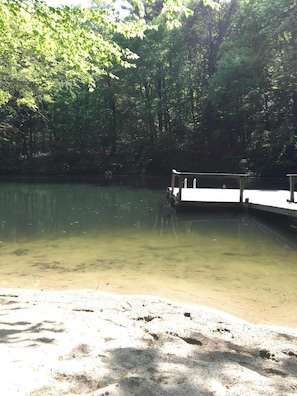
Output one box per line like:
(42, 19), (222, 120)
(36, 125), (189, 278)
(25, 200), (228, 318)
(2, 279), (297, 328)
(1, 288), (297, 395)
(2, 286), (297, 332)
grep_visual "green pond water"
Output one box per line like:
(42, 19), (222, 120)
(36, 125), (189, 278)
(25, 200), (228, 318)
(1, 179), (297, 327)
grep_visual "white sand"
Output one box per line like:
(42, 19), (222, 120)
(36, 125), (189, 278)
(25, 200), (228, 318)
(1, 288), (297, 395)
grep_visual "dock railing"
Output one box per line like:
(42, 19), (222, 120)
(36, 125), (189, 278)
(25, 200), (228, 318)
(287, 174), (297, 202)
(170, 169), (248, 204)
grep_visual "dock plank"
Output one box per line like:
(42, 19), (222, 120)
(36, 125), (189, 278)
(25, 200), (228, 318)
(172, 187), (241, 203)
(169, 187), (297, 218)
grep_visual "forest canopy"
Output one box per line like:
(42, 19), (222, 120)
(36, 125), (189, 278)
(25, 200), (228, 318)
(0, 0), (296, 176)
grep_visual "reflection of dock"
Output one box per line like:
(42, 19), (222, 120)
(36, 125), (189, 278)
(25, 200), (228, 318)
(167, 170), (297, 219)
(173, 211), (297, 250)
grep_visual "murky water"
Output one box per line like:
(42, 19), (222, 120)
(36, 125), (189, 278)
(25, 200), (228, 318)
(1, 179), (297, 327)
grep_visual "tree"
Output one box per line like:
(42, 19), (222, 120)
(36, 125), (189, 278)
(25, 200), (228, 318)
(0, 0), (142, 169)
(208, 0), (297, 175)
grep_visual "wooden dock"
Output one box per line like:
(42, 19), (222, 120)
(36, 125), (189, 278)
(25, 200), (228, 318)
(167, 170), (297, 219)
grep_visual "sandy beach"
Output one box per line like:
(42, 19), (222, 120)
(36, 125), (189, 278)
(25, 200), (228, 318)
(1, 288), (297, 395)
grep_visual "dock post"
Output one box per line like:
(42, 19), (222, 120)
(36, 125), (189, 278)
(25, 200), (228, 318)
(287, 174), (296, 202)
(171, 170), (176, 194)
(239, 176), (245, 203)
(290, 176), (294, 202)
(178, 174), (182, 203)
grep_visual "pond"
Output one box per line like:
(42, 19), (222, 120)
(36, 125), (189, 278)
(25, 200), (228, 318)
(1, 177), (297, 328)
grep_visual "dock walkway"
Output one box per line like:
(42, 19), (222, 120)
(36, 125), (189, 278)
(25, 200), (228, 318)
(167, 170), (297, 219)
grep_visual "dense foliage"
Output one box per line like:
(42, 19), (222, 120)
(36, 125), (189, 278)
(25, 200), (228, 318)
(0, 0), (296, 176)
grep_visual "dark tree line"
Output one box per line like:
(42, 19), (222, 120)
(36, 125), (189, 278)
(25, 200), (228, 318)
(0, 0), (296, 176)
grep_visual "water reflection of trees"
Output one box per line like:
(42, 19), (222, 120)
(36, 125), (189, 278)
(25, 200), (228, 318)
(0, 184), (172, 241)
(1, 183), (296, 249)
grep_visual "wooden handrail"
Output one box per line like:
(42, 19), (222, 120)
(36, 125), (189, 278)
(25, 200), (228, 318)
(171, 169), (248, 203)
(172, 169), (248, 178)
